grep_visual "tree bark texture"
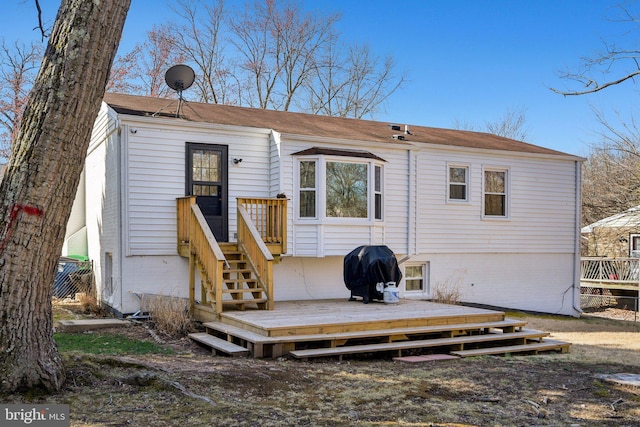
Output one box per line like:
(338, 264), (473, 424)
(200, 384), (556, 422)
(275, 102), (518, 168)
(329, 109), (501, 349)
(0, 0), (130, 393)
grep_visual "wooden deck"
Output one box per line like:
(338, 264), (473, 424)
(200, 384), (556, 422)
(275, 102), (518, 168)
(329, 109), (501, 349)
(189, 299), (571, 359)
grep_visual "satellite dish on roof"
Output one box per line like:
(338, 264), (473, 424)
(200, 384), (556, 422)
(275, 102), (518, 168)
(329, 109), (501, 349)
(153, 64), (197, 118)
(165, 64), (195, 92)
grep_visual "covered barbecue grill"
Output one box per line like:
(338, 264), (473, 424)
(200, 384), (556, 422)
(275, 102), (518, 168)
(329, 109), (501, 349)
(343, 245), (402, 303)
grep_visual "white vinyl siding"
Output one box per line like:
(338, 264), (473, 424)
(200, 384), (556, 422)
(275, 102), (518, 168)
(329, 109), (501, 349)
(415, 149), (577, 254)
(123, 118), (273, 255)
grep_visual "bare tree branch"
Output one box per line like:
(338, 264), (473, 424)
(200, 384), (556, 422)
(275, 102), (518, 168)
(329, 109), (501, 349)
(551, 2), (640, 96)
(34, 0), (47, 40)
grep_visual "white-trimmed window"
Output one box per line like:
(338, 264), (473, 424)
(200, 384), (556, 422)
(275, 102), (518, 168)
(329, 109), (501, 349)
(299, 160), (317, 218)
(404, 263), (428, 292)
(483, 167), (509, 217)
(295, 148), (385, 222)
(448, 164), (469, 202)
(374, 165), (383, 220)
(630, 234), (640, 257)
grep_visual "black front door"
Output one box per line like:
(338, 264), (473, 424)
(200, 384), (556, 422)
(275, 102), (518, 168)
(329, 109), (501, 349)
(186, 143), (228, 242)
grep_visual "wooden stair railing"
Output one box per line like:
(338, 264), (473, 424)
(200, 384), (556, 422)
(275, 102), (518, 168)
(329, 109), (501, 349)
(237, 205), (274, 310)
(183, 199), (226, 315)
(177, 196), (277, 317)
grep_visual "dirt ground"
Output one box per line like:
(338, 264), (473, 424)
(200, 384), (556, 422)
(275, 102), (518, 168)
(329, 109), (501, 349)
(3, 304), (640, 427)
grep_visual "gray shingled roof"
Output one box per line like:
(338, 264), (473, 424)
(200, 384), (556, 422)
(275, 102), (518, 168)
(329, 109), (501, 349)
(104, 92), (573, 157)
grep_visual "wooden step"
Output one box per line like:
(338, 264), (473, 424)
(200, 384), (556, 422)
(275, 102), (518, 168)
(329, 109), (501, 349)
(221, 298), (268, 305)
(222, 288), (265, 294)
(188, 332), (249, 357)
(450, 339), (571, 357)
(289, 330), (549, 359)
(223, 277), (257, 284)
(223, 268), (253, 274)
(204, 319), (528, 344)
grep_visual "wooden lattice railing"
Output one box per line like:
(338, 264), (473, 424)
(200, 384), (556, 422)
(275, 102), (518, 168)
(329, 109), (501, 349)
(581, 257), (640, 284)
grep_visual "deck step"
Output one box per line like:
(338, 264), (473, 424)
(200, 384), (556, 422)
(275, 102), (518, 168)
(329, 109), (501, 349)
(204, 318), (529, 344)
(188, 332), (249, 356)
(289, 330), (549, 359)
(221, 298), (268, 305)
(450, 339), (571, 357)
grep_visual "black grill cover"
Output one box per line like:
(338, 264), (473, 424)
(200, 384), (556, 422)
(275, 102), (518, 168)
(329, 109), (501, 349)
(343, 245), (402, 302)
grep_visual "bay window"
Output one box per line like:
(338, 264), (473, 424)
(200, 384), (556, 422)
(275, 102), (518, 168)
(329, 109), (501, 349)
(295, 148), (385, 222)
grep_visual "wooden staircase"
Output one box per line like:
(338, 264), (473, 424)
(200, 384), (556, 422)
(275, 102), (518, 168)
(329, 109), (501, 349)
(218, 243), (269, 311)
(177, 196), (287, 320)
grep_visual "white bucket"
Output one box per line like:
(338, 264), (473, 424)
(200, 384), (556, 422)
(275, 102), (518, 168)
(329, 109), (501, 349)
(383, 282), (399, 304)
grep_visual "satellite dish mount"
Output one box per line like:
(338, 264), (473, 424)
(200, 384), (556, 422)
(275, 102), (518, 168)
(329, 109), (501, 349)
(153, 64), (196, 118)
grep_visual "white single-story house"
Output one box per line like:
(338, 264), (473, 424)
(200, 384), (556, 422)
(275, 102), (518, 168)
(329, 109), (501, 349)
(64, 92), (583, 317)
(581, 205), (640, 258)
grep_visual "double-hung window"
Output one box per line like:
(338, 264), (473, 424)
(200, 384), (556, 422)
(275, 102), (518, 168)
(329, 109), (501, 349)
(404, 263), (428, 293)
(448, 164), (468, 202)
(483, 168), (509, 217)
(299, 160), (317, 218)
(295, 148), (384, 221)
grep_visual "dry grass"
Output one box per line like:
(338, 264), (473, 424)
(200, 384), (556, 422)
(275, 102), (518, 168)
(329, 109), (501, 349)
(146, 295), (193, 338)
(74, 276), (108, 316)
(432, 268), (465, 304)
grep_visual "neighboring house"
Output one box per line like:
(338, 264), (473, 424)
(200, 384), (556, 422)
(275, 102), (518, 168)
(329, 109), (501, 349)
(64, 92), (583, 317)
(581, 206), (640, 258)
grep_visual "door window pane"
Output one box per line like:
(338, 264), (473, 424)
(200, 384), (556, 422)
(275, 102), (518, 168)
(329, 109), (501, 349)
(192, 149), (220, 183)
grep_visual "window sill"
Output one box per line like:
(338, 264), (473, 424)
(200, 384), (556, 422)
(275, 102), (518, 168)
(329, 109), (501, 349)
(481, 215), (511, 221)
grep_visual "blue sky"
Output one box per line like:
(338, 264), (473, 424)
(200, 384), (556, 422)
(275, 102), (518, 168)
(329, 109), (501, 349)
(2, 0), (639, 156)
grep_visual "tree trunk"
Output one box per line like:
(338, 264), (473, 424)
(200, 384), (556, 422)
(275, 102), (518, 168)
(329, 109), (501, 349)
(0, 0), (130, 393)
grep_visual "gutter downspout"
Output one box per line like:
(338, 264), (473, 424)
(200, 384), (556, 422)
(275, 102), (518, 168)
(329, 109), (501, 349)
(407, 148), (417, 257)
(573, 160), (583, 316)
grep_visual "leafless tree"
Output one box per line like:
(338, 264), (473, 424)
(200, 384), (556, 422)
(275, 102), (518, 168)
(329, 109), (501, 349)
(306, 40), (404, 119)
(582, 109), (640, 225)
(453, 106), (529, 141)
(168, 0), (236, 104)
(108, 24), (185, 97)
(485, 106), (528, 141)
(0, 0), (130, 393)
(228, 0), (339, 111)
(0, 40), (43, 159)
(112, 0), (403, 118)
